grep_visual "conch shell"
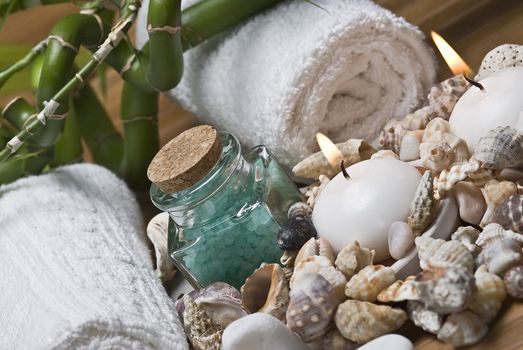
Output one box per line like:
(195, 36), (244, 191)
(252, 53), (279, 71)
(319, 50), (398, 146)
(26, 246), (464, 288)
(407, 171), (436, 235)
(473, 126), (523, 169)
(437, 311), (488, 347)
(295, 237), (335, 267)
(415, 236), (474, 272)
(334, 300), (407, 344)
(481, 179), (518, 226)
(451, 226), (480, 255)
(504, 265), (523, 299)
(475, 223), (523, 249)
(334, 240), (374, 279)
(476, 238), (523, 275)
(344, 265), (396, 302)
(146, 212), (176, 284)
(241, 263), (289, 322)
(377, 275), (418, 303)
(378, 121), (406, 154)
(407, 300), (443, 334)
(492, 194), (523, 233)
(468, 265), (506, 322)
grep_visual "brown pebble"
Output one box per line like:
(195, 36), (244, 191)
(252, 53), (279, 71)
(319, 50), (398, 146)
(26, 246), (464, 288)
(454, 181), (486, 225)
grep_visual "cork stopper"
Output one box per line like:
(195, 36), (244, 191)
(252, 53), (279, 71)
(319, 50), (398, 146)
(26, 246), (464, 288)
(147, 125), (222, 193)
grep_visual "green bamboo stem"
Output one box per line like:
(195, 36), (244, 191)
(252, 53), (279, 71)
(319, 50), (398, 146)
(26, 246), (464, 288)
(0, 39), (47, 88)
(120, 81), (158, 190)
(0, 148), (50, 185)
(52, 96), (82, 165)
(2, 97), (35, 133)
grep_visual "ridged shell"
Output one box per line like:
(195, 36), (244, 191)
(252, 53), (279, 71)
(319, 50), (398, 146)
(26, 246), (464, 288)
(481, 180), (518, 226)
(492, 194), (523, 233)
(305, 175), (330, 209)
(468, 265), (506, 322)
(241, 264), (289, 322)
(419, 138), (453, 172)
(322, 330), (359, 350)
(377, 275), (418, 302)
(407, 300), (443, 334)
(344, 265), (396, 302)
(182, 297), (223, 350)
(146, 212), (176, 284)
(475, 223), (523, 248)
(295, 237), (335, 267)
(334, 241), (374, 279)
(451, 226), (480, 255)
(415, 236), (474, 272)
(286, 273), (338, 342)
(435, 160), (481, 196)
(407, 171), (436, 235)
(437, 311), (488, 347)
(277, 202), (317, 250)
(370, 149), (399, 160)
(504, 265), (523, 298)
(473, 126), (523, 169)
(476, 238), (523, 275)
(378, 122), (406, 154)
(421, 119), (469, 165)
(401, 108), (431, 131)
(334, 300), (407, 344)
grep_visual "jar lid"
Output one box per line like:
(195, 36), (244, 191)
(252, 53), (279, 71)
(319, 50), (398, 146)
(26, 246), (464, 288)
(147, 125), (222, 193)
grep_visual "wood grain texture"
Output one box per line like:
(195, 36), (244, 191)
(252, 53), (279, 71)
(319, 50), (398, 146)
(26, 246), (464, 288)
(1, 2), (523, 349)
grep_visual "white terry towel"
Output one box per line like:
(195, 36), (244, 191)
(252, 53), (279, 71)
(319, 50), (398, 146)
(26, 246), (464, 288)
(136, 0), (437, 167)
(0, 164), (188, 350)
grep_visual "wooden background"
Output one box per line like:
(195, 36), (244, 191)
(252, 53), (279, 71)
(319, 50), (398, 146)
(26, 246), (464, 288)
(1, 0), (523, 348)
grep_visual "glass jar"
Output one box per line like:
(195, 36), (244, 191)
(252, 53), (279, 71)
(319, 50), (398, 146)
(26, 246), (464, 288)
(150, 132), (303, 289)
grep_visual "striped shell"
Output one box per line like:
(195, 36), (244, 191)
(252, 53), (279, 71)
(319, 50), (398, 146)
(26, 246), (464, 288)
(377, 275), (418, 302)
(334, 241), (374, 279)
(473, 126), (523, 169)
(504, 265), (523, 299)
(415, 236), (474, 272)
(437, 311), (488, 347)
(344, 265), (396, 302)
(468, 265), (506, 322)
(407, 171), (436, 235)
(475, 223), (523, 249)
(492, 194), (523, 233)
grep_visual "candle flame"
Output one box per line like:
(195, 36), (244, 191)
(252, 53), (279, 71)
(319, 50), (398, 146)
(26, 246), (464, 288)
(316, 132), (343, 168)
(431, 31), (473, 76)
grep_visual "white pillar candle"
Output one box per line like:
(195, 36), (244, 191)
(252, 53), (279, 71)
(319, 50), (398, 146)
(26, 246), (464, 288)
(312, 157), (421, 262)
(449, 67), (523, 152)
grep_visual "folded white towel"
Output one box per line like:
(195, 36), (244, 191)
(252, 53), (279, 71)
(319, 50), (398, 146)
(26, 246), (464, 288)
(137, 0), (436, 167)
(0, 164), (188, 350)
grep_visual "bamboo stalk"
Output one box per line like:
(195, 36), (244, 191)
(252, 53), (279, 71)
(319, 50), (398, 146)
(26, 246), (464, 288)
(52, 96), (83, 165)
(0, 39), (47, 89)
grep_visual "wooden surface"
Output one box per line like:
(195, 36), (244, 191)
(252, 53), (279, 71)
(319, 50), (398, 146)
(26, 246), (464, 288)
(1, 1), (523, 349)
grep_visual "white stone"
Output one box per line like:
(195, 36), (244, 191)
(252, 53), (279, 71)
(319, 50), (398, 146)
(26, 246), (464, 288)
(388, 221), (415, 260)
(358, 334), (413, 350)
(222, 313), (308, 350)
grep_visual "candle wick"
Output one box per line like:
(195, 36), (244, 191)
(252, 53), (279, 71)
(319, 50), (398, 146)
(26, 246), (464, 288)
(340, 160), (351, 181)
(464, 76), (485, 92)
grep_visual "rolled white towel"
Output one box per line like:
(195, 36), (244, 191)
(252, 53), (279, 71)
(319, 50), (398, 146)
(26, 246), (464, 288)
(137, 0), (437, 167)
(0, 164), (188, 350)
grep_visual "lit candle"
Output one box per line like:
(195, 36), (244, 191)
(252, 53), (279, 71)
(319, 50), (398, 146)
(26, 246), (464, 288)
(311, 135), (421, 262)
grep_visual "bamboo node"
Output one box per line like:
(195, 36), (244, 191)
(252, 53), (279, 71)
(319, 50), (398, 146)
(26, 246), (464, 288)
(147, 24), (181, 35)
(48, 35), (78, 53)
(37, 100), (61, 125)
(122, 115), (156, 124)
(7, 136), (23, 154)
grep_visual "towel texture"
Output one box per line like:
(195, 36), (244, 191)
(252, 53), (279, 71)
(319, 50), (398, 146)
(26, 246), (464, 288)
(0, 164), (188, 350)
(136, 0), (437, 166)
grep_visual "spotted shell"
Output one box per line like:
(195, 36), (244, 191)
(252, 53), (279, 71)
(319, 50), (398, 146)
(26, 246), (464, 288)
(481, 179), (518, 226)
(334, 241), (374, 279)
(468, 265), (506, 322)
(475, 223), (523, 249)
(277, 202), (317, 250)
(492, 194), (523, 233)
(432, 74), (469, 98)
(295, 237), (335, 267)
(428, 93), (459, 120)
(407, 300), (443, 334)
(334, 300), (407, 344)
(344, 265), (396, 302)
(377, 275), (418, 303)
(504, 265), (523, 299)
(286, 273), (339, 342)
(473, 126), (523, 169)
(476, 44), (523, 79)
(407, 171), (436, 235)
(415, 236), (474, 272)
(476, 238), (523, 275)
(437, 311), (488, 347)
(451, 226), (480, 255)
(241, 263), (289, 322)
(379, 122), (406, 154)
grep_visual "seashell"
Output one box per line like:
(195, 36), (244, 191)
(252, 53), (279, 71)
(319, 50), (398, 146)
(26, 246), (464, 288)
(451, 226), (480, 256)
(399, 130), (423, 161)
(504, 265), (523, 299)
(473, 126), (523, 169)
(437, 311), (488, 347)
(335, 240), (375, 279)
(388, 221), (415, 260)
(434, 74), (469, 99)
(334, 300), (407, 344)
(379, 122), (406, 154)
(322, 330), (359, 350)
(146, 212), (176, 284)
(280, 250), (297, 267)
(468, 265), (506, 322)
(377, 275), (418, 302)
(435, 160), (481, 196)
(294, 237), (335, 267)
(286, 272), (339, 342)
(406, 300), (443, 334)
(277, 202), (317, 250)
(422, 118), (451, 141)
(415, 236), (474, 272)
(293, 139), (375, 180)
(183, 296), (223, 350)
(476, 44), (523, 80)
(419, 138), (453, 172)
(476, 238), (523, 275)
(407, 171), (436, 235)
(344, 265), (396, 302)
(481, 179), (518, 226)
(305, 175), (330, 209)
(291, 255), (347, 302)
(370, 149), (399, 160)
(454, 181), (486, 225)
(475, 222), (523, 248)
(401, 108), (431, 131)
(414, 266), (476, 313)
(175, 282), (242, 317)
(492, 194), (523, 233)
(241, 264), (289, 322)
(428, 93), (459, 120)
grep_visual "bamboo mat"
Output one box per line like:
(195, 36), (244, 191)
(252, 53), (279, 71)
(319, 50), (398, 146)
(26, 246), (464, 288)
(1, 1), (523, 348)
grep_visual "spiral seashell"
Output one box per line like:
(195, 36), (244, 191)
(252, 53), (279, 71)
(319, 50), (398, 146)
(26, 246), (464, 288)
(476, 223), (523, 249)
(477, 238), (523, 275)
(370, 149), (399, 160)
(334, 300), (407, 344)
(473, 126), (523, 170)
(322, 330), (359, 350)
(423, 118), (451, 141)
(344, 265), (396, 302)
(277, 202), (317, 250)
(295, 237), (335, 267)
(504, 265), (523, 298)
(435, 160), (481, 196)
(492, 194), (523, 233)
(305, 175), (330, 209)
(334, 240), (374, 279)
(437, 311), (488, 347)
(407, 300), (443, 334)
(379, 122), (406, 154)
(480, 179), (518, 226)
(451, 226), (480, 255)
(401, 109), (430, 131)
(407, 171), (436, 235)
(241, 264), (289, 322)
(175, 282), (242, 317)
(431, 74), (469, 99)
(415, 236), (474, 272)
(419, 139), (453, 172)
(286, 273), (339, 342)
(468, 265), (506, 322)
(377, 275), (418, 303)
(146, 212), (176, 284)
